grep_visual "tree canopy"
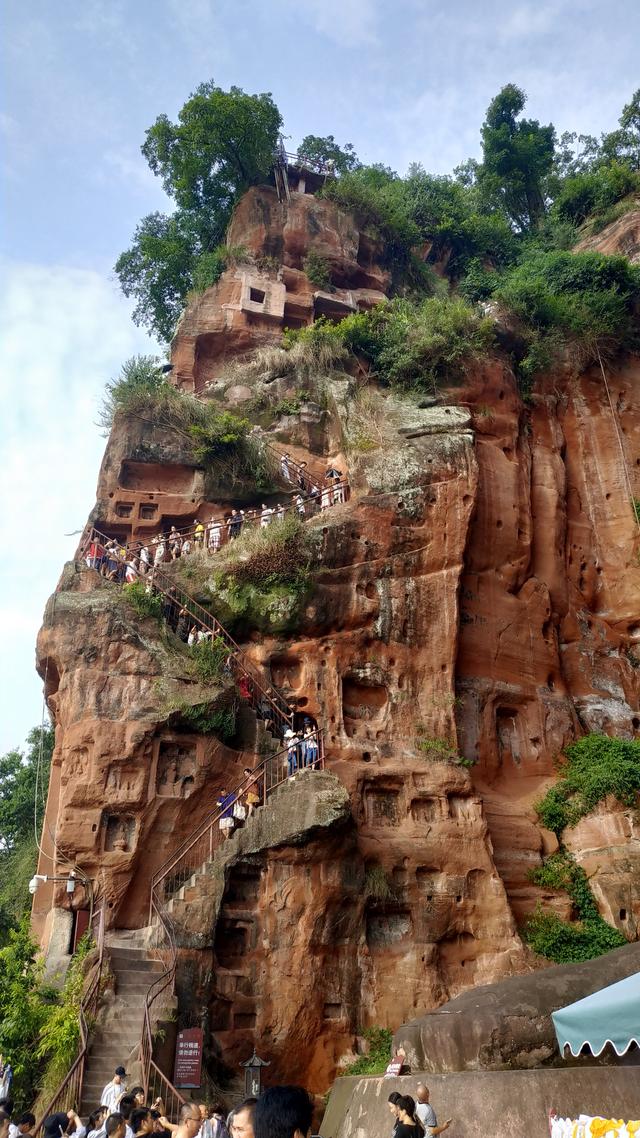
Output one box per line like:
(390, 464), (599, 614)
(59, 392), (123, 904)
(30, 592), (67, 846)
(115, 79), (640, 354)
(0, 724), (53, 942)
(115, 81), (282, 342)
(477, 83), (555, 231)
(296, 134), (360, 174)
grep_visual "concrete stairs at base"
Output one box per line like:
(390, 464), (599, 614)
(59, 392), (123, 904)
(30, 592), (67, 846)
(80, 944), (165, 1116)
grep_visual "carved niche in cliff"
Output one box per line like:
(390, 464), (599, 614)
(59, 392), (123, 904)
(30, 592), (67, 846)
(156, 740), (197, 798)
(105, 762), (145, 798)
(342, 669), (389, 740)
(103, 812), (137, 853)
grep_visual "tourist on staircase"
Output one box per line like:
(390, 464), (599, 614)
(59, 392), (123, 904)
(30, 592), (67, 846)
(216, 788), (236, 839)
(42, 1113), (86, 1138)
(130, 1110), (154, 1138)
(87, 1110), (107, 1138)
(100, 1067), (128, 1112)
(9, 1113), (35, 1138)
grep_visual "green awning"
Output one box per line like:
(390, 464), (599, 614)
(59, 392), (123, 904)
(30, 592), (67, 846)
(552, 971), (640, 1057)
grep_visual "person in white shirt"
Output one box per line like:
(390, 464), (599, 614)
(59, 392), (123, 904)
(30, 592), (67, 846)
(414, 1084), (451, 1136)
(100, 1067), (127, 1112)
(9, 1113), (35, 1138)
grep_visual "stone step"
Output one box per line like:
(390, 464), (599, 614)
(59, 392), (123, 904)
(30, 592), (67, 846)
(109, 953), (164, 972)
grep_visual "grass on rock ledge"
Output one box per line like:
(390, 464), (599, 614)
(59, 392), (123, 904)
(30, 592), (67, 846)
(166, 515), (316, 638)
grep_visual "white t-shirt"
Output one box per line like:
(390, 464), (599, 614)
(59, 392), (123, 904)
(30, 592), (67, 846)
(415, 1102), (437, 1134)
(100, 1080), (125, 1111)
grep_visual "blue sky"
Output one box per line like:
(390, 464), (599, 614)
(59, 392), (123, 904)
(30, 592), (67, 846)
(2, 0), (640, 753)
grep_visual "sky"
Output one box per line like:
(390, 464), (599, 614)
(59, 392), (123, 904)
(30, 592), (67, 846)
(2, 0), (640, 754)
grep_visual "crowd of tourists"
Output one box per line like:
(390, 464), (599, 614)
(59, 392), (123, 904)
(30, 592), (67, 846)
(0, 1070), (317, 1138)
(84, 460), (349, 585)
(0, 1076), (454, 1138)
(388, 1086), (451, 1137)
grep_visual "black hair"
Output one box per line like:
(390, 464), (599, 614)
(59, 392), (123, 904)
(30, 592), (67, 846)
(388, 1093), (401, 1105)
(130, 1089), (145, 1100)
(105, 1115), (125, 1137)
(254, 1086), (313, 1138)
(0, 1103), (13, 1117)
(119, 1097), (135, 1120)
(396, 1096), (416, 1118)
(88, 1111), (106, 1130)
(235, 1100), (257, 1119)
(131, 1109), (151, 1133)
(16, 1115), (36, 1129)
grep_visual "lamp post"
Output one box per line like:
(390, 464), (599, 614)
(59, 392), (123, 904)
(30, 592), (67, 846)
(240, 1051), (270, 1098)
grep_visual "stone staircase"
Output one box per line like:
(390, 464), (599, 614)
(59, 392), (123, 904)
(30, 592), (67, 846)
(80, 942), (165, 1116)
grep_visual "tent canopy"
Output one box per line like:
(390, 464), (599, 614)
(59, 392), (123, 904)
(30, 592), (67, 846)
(552, 970), (640, 1057)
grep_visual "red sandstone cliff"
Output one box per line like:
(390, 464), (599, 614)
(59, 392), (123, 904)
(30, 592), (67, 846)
(33, 188), (640, 1091)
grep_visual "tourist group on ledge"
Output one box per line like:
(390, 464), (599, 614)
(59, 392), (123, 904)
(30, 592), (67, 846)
(84, 457), (349, 585)
(0, 1063), (453, 1138)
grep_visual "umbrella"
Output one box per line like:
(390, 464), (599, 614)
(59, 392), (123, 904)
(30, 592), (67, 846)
(552, 970), (640, 1057)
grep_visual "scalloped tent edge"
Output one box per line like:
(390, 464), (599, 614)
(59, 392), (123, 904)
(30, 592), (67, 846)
(552, 970), (640, 1058)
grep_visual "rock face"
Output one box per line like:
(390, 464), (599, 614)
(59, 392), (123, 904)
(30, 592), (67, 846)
(575, 208), (640, 263)
(393, 940), (640, 1072)
(33, 183), (640, 1093)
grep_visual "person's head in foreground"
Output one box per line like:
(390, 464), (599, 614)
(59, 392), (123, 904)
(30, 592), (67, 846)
(388, 1092), (401, 1116)
(416, 1084), (429, 1104)
(254, 1087), (313, 1138)
(230, 1099), (256, 1138)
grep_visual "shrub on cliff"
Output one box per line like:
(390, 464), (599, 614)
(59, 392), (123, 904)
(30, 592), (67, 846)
(524, 852), (625, 963)
(287, 296), (494, 391)
(115, 81), (282, 341)
(495, 249), (640, 377)
(535, 733), (640, 835)
(99, 355), (173, 432)
(342, 1027), (393, 1076)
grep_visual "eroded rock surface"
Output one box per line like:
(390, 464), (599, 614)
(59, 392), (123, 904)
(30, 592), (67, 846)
(34, 182), (640, 1091)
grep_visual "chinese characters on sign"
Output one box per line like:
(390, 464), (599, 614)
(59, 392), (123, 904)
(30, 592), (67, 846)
(173, 1028), (203, 1088)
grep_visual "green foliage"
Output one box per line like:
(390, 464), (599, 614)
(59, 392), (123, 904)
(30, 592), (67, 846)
(0, 725), (54, 942)
(289, 296), (494, 392)
(552, 162), (639, 227)
(416, 735), (474, 767)
(495, 250), (640, 376)
(524, 852), (626, 963)
(303, 250), (332, 290)
(478, 83), (555, 231)
(536, 733), (640, 835)
(99, 355), (171, 431)
(36, 934), (93, 1102)
(123, 580), (164, 621)
(188, 637), (231, 685)
(190, 244), (248, 294)
(188, 408), (251, 465)
(632, 498), (640, 524)
(0, 921), (53, 1107)
(297, 134), (359, 174)
(177, 699), (237, 741)
(116, 81), (282, 340)
(343, 1027), (393, 1077)
(523, 907), (626, 963)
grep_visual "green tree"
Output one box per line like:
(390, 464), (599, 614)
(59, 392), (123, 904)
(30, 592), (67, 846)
(478, 84), (555, 231)
(0, 921), (52, 1106)
(0, 725), (54, 941)
(115, 81), (282, 342)
(600, 89), (640, 171)
(296, 134), (360, 174)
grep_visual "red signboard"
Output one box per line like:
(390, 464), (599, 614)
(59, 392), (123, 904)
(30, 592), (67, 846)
(173, 1028), (203, 1089)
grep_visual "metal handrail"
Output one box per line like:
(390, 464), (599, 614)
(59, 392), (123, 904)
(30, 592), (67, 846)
(142, 731), (325, 1107)
(88, 458), (345, 557)
(35, 903), (105, 1131)
(78, 527), (293, 736)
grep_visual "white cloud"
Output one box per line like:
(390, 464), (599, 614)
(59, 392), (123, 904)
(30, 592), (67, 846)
(299, 0), (379, 47)
(0, 259), (156, 754)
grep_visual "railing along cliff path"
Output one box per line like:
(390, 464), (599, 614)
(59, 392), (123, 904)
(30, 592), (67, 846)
(142, 730), (324, 1108)
(35, 903), (105, 1133)
(78, 527), (294, 737)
